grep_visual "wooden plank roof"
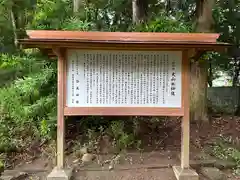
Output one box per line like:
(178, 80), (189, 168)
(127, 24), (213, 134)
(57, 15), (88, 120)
(20, 30), (228, 44)
(19, 30), (230, 58)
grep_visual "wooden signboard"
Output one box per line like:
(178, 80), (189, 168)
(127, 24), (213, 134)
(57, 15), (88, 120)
(19, 31), (229, 180)
(65, 50), (183, 116)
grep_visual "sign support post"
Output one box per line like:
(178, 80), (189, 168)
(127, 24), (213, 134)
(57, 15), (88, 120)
(56, 48), (65, 169)
(47, 48), (72, 180)
(181, 50), (190, 169)
(172, 51), (198, 180)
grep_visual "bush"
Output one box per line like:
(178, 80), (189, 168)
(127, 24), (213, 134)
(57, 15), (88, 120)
(30, 0), (72, 30)
(0, 52), (52, 87)
(61, 17), (93, 31)
(131, 13), (192, 32)
(0, 53), (57, 152)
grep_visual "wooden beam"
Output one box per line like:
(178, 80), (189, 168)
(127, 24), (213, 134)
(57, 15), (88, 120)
(64, 107), (184, 116)
(24, 31), (221, 43)
(19, 41), (229, 52)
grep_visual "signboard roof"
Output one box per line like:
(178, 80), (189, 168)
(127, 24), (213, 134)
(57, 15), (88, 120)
(19, 30), (230, 58)
(20, 30), (228, 44)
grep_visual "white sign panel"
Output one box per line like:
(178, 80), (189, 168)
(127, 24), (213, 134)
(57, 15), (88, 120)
(66, 50), (182, 108)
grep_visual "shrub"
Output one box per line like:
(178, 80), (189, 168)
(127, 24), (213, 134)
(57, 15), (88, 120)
(0, 53), (57, 152)
(131, 13), (192, 32)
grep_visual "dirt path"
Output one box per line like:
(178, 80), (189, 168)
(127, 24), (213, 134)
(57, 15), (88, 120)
(0, 150), (230, 180)
(1, 117), (240, 179)
(3, 167), (210, 180)
(74, 168), (178, 180)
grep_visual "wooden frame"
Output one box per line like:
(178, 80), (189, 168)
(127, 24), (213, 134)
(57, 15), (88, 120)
(55, 46), (190, 173)
(18, 30), (229, 180)
(22, 42), (227, 54)
(63, 48), (186, 116)
(55, 47), (191, 175)
(64, 107), (184, 116)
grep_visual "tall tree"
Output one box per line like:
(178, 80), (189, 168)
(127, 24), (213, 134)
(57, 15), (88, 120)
(0, 0), (19, 48)
(132, 0), (148, 24)
(190, 0), (215, 122)
(73, 0), (82, 13)
(0, 0), (36, 49)
(9, 6), (18, 48)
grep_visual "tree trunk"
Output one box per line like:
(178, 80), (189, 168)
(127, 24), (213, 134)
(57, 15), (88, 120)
(73, 0), (82, 13)
(235, 87), (240, 115)
(208, 59), (213, 87)
(232, 48), (240, 115)
(131, 0), (148, 133)
(190, 0), (215, 122)
(190, 60), (209, 121)
(195, 0), (215, 32)
(10, 7), (18, 48)
(166, 0), (172, 13)
(132, 0), (148, 24)
(232, 58), (240, 87)
(95, 8), (102, 30)
(85, 0), (91, 22)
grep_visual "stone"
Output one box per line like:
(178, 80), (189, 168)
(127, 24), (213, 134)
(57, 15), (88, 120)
(190, 159), (216, 169)
(199, 167), (227, 180)
(178, 152), (221, 170)
(179, 152), (215, 161)
(79, 147), (88, 155)
(47, 167), (72, 180)
(193, 152), (215, 161)
(75, 146), (88, 158)
(81, 153), (96, 164)
(99, 135), (112, 154)
(1, 176), (13, 180)
(1, 171), (28, 180)
(108, 162), (114, 171)
(1, 170), (28, 180)
(173, 166), (199, 180)
(214, 160), (236, 170)
(73, 159), (80, 164)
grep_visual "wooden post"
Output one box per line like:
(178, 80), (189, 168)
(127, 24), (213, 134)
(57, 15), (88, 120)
(173, 50), (198, 180)
(54, 48), (65, 169)
(181, 50), (190, 169)
(47, 49), (70, 180)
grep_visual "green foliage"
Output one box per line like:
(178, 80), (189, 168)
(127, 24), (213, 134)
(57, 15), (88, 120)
(209, 136), (240, 175)
(110, 121), (136, 151)
(211, 141), (240, 175)
(212, 0), (240, 86)
(30, 0), (72, 30)
(0, 4), (14, 51)
(110, 121), (125, 138)
(0, 160), (3, 168)
(0, 53), (21, 68)
(61, 17), (93, 31)
(212, 143), (240, 164)
(0, 54), (57, 151)
(0, 157), (3, 175)
(0, 52), (52, 87)
(133, 13), (192, 32)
